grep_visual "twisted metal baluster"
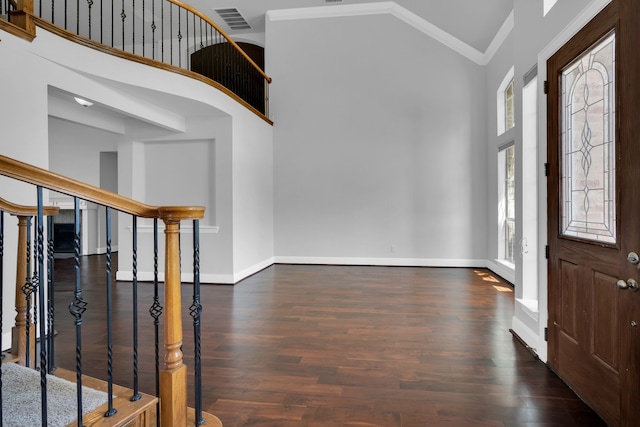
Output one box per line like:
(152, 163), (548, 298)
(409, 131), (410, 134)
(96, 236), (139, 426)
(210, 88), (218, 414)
(104, 206), (117, 417)
(87, 0), (93, 40)
(120, 0), (126, 50)
(22, 216), (34, 368)
(148, 218), (163, 427)
(190, 219), (204, 425)
(47, 215), (56, 373)
(36, 186), (49, 425)
(69, 197), (87, 427)
(131, 216), (142, 402)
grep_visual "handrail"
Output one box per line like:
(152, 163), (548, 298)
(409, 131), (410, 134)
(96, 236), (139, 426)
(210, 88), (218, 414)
(0, 155), (204, 220)
(0, 153), (211, 425)
(167, 0), (272, 84)
(8, 0), (273, 120)
(0, 196), (59, 216)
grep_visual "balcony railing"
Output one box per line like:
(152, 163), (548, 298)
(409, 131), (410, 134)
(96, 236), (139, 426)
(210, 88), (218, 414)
(1, 0), (272, 119)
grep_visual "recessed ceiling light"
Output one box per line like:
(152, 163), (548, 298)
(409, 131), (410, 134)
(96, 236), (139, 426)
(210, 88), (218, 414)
(74, 97), (94, 107)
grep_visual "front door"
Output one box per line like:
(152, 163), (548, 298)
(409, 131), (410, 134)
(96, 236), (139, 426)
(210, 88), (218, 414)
(547, 1), (640, 425)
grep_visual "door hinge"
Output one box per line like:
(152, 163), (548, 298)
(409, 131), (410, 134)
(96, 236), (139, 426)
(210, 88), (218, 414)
(544, 80), (549, 94)
(544, 327), (548, 342)
(544, 162), (549, 177)
(545, 245), (550, 259)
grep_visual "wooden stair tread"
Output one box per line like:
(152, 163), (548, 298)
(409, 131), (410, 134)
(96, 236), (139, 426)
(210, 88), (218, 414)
(55, 368), (157, 427)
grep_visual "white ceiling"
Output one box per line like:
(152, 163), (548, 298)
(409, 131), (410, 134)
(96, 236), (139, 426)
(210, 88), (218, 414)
(199, 0), (513, 53)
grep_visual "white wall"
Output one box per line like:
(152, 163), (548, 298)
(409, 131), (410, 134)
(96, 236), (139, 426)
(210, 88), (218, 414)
(267, 12), (488, 266)
(0, 24), (275, 349)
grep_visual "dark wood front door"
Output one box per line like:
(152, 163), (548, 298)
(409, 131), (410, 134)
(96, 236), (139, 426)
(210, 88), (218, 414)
(547, 1), (640, 425)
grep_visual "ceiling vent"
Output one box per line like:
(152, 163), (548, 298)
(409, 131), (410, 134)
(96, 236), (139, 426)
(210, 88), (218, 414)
(325, 0), (343, 3)
(214, 8), (252, 31)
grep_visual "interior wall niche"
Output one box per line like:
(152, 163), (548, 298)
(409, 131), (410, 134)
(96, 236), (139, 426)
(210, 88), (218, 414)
(191, 42), (265, 114)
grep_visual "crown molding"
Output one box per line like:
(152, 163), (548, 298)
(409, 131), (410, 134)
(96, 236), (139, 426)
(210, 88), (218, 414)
(267, 1), (514, 66)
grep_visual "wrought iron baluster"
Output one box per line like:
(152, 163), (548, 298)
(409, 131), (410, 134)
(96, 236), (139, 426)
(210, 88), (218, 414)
(87, 0), (93, 40)
(161, 0), (164, 62)
(120, 0), (126, 50)
(36, 186), (48, 426)
(178, 6), (182, 68)
(75, 0), (79, 35)
(64, 0), (67, 30)
(148, 218), (163, 427)
(170, 3), (173, 65)
(47, 215), (56, 372)
(132, 0), (135, 54)
(151, 0), (156, 60)
(190, 219), (204, 425)
(22, 216), (33, 368)
(100, 0), (103, 44)
(141, 0), (144, 57)
(104, 206), (117, 417)
(131, 216), (142, 401)
(69, 197), (87, 427)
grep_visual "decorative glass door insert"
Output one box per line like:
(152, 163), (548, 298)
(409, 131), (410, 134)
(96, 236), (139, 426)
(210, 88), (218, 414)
(561, 31), (616, 243)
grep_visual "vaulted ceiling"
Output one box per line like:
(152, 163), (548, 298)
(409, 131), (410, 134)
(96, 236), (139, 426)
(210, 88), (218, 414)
(199, 0), (513, 53)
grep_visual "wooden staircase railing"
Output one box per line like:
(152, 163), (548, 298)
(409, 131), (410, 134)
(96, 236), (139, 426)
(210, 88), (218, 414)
(0, 154), (221, 427)
(0, 0), (272, 121)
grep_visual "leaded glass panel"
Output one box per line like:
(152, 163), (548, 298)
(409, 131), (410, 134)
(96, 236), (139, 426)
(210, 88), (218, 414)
(561, 31), (615, 243)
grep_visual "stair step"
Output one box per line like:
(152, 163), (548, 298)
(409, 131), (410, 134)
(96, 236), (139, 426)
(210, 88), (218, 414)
(54, 368), (158, 427)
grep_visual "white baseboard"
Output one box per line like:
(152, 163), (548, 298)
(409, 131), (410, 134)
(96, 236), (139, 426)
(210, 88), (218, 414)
(274, 256), (487, 268)
(485, 259), (515, 284)
(115, 257), (276, 284)
(511, 315), (542, 358)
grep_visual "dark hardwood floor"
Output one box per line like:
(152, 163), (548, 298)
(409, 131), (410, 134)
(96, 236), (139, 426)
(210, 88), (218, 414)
(51, 255), (605, 426)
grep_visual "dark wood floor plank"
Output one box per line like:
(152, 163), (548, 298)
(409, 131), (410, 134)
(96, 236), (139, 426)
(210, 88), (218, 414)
(51, 258), (605, 426)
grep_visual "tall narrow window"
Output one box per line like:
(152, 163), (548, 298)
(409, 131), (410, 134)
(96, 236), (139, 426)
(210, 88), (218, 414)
(498, 143), (516, 264)
(505, 80), (515, 131)
(497, 66), (515, 135)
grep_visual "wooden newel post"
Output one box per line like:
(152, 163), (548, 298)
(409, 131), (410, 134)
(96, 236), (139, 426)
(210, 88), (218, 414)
(158, 206), (204, 427)
(11, 0), (35, 36)
(11, 215), (35, 367)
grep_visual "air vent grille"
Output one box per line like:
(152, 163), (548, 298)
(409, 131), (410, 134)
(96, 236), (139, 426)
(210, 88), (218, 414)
(214, 8), (251, 31)
(325, 0), (343, 3)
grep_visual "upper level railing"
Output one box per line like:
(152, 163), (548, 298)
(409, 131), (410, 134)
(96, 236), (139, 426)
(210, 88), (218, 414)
(1, 0), (272, 120)
(0, 154), (219, 426)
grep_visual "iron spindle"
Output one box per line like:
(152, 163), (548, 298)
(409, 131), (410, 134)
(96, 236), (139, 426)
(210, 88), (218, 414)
(64, 0), (67, 30)
(148, 218), (162, 427)
(142, 0), (144, 56)
(178, 6), (182, 68)
(132, 0), (135, 54)
(69, 197), (87, 427)
(37, 186), (48, 426)
(170, 3), (173, 65)
(121, 0), (125, 50)
(87, 0), (93, 40)
(151, 0), (156, 59)
(23, 216), (33, 368)
(47, 215), (56, 372)
(76, 0), (79, 35)
(191, 219), (204, 425)
(104, 206), (117, 417)
(100, 0), (103, 43)
(131, 216), (142, 401)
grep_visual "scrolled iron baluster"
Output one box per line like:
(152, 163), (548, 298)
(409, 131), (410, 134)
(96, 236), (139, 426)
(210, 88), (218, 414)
(22, 215), (34, 368)
(131, 216), (142, 402)
(47, 215), (56, 373)
(87, 0), (93, 40)
(36, 186), (49, 425)
(190, 219), (204, 425)
(151, 0), (156, 60)
(120, 0), (126, 50)
(69, 196), (88, 427)
(148, 218), (163, 427)
(104, 206), (117, 417)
